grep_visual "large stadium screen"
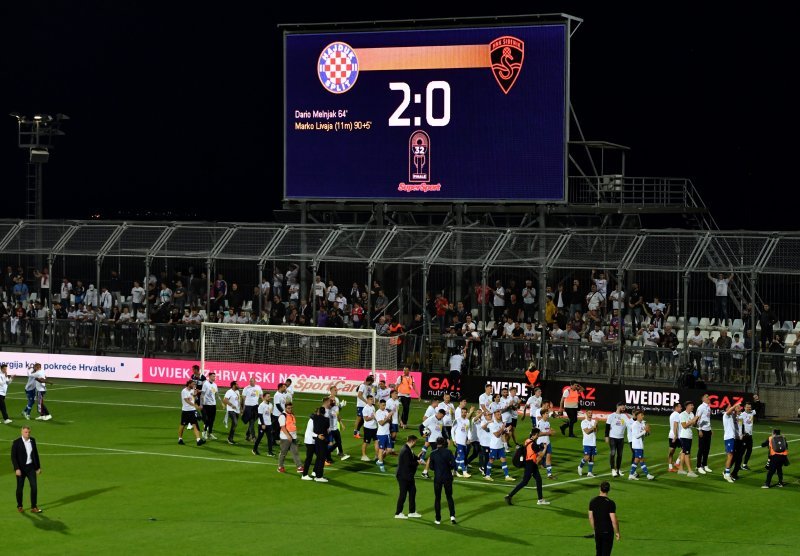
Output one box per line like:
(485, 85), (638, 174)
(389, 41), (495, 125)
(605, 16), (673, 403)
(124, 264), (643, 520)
(284, 23), (568, 202)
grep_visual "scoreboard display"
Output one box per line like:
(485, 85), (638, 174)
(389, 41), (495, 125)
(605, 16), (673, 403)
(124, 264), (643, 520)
(284, 23), (568, 202)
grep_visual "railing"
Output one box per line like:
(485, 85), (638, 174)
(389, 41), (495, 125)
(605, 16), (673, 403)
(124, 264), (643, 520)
(568, 176), (697, 207)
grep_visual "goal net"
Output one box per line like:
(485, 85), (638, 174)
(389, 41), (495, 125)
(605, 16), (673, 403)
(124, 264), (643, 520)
(200, 322), (397, 374)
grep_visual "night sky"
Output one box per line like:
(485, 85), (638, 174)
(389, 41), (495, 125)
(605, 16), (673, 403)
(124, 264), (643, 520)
(1, 3), (795, 229)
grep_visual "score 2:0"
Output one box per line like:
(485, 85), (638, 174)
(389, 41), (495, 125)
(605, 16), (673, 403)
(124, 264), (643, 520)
(388, 81), (451, 127)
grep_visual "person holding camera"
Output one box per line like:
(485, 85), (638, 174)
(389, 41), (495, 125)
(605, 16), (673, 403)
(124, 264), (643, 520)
(761, 429), (789, 488)
(505, 427), (549, 506)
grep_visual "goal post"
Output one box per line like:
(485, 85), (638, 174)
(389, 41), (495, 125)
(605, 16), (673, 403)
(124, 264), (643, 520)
(200, 322), (397, 375)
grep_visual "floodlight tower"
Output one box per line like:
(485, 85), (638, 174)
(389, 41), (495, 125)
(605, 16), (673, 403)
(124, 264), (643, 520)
(10, 112), (69, 220)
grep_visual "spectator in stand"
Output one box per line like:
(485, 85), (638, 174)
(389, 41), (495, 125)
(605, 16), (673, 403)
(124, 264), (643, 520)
(708, 271), (734, 327)
(33, 267), (50, 306)
(758, 302), (778, 352)
(99, 286), (113, 318)
(298, 298), (312, 323)
(567, 279), (583, 319)
(269, 295), (285, 325)
(491, 280), (506, 323)
(545, 293), (557, 329)
(328, 307), (344, 328)
(508, 293), (523, 323)
(173, 280), (187, 312)
(550, 321), (567, 374)
(226, 282), (243, 312)
(660, 323), (679, 373)
(627, 283), (644, 334)
(190, 272), (206, 309)
(60, 277), (72, 307)
(585, 283), (605, 314)
(639, 323), (660, 379)
(375, 315), (390, 336)
(73, 280), (86, 306)
(474, 281), (491, 314)
(687, 326), (704, 372)
(373, 288), (388, 322)
(310, 275), (324, 308)
(316, 306), (328, 327)
(570, 311), (584, 337)
(435, 292), (449, 333)
(349, 282), (361, 306)
(130, 281), (145, 318)
(4, 266), (16, 302)
(522, 279), (536, 323)
(591, 269), (608, 298)
(769, 332), (787, 386)
(272, 266), (284, 300)
(608, 284), (625, 319)
(158, 282), (172, 307)
(554, 283), (567, 314)
(716, 329), (733, 382)
(349, 300), (364, 329)
(212, 274), (227, 311)
(285, 263), (299, 294)
(455, 301), (468, 324)
(325, 279), (338, 308)
(731, 333), (746, 381)
(13, 276), (30, 305)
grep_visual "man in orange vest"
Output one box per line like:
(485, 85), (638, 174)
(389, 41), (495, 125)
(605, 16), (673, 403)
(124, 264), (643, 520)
(761, 429), (789, 488)
(277, 402), (304, 474)
(395, 366), (418, 428)
(504, 428), (549, 506)
(559, 381), (583, 438)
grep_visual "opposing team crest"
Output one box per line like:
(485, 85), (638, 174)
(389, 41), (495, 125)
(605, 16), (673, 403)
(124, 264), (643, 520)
(489, 36), (524, 94)
(318, 42), (359, 94)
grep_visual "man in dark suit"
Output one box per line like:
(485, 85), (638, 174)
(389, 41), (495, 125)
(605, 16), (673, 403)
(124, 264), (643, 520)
(394, 435), (421, 519)
(428, 436), (457, 525)
(11, 425), (42, 513)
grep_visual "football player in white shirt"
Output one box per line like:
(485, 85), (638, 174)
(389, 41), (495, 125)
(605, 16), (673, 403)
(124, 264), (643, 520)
(376, 379), (392, 403)
(375, 399), (394, 473)
(452, 405), (474, 477)
(360, 395), (379, 462)
(605, 402), (628, 477)
(506, 386), (521, 447)
(722, 402), (742, 482)
(420, 409), (446, 478)
(241, 377), (263, 443)
(628, 411), (654, 480)
(284, 378), (295, 403)
(678, 401), (700, 477)
(522, 387), (543, 424)
(253, 392), (274, 456)
(482, 409), (514, 482)
(385, 389), (401, 455)
(179, 380), (206, 446)
(695, 393), (713, 474)
(437, 393), (456, 447)
(535, 409), (555, 478)
(578, 410), (597, 477)
(326, 389), (350, 462)
(474, 410), (492, 477)
(200, 372), (220, 441)
(478, 384), (494, 414)
(223, 381), (241, 445)
(667, 402), (683, 473)
(354, 375), (376, 439)
(420, 399), (439, 437)
(271, 382), (290, 441)
(739, 401), (756, 470)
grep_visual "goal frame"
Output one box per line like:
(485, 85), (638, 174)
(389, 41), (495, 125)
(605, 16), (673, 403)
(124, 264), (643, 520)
(200, 322), (378, 372)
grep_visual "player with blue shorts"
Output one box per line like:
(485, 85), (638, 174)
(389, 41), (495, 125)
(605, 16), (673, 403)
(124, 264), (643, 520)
(578, 409), (597, 477)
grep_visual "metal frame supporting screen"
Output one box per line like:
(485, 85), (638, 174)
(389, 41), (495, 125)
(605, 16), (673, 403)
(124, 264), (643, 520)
(284, 22), (568, 202)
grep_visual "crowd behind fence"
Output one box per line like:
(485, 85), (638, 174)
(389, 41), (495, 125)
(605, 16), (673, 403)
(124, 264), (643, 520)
(5, 221), (800, 391)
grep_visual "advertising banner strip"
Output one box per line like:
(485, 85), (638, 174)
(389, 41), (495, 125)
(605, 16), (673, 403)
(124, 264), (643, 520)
(0, 351), (142, 383)
(143, 358), (421, 398)
(421, 373), (751, 417)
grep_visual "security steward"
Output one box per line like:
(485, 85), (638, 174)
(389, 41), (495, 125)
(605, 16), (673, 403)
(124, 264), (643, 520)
(560, 381), (583, 437)
(762, 429), (789, 488)
(505, 427), (548, 506)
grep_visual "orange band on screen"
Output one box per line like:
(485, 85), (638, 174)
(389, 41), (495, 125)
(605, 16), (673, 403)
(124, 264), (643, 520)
(355, 45), (489, 71)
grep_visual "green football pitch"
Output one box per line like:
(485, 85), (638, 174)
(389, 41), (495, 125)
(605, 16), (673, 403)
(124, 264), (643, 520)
(0, 379), (798, 556)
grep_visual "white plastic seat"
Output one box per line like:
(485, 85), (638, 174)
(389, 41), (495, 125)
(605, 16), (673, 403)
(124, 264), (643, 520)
(709, 330), (721, 342)
(783, 321), (794, 331)
(699, 317), (712, 330)
(794, 321), (800, 333)
(731, 318), (744, 332)
(471, 308), (479, 319)
(785, 333), (796, 346)
(688, 316), (699, 328)
(667, 316), (677, 325)
(29, 292), (38, 302)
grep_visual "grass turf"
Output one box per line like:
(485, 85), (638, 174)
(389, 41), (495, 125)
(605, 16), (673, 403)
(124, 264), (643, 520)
(0, 379), (798, 555)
